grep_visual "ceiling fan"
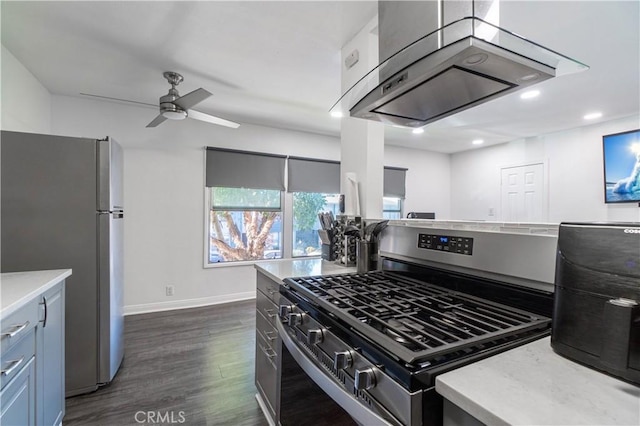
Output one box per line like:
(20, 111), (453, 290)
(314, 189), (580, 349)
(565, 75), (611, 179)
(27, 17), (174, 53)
(146, 71), (239, 129)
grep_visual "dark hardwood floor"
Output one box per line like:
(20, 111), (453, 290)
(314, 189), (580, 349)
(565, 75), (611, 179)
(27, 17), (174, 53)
(64, 300), (269, 426)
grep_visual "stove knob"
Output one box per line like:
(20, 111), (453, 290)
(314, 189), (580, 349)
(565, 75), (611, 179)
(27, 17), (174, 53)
(278, 305), (292, 319)
(333, 351), (353, 370)
(307, 329), (323, 345)
(288, 312), (304, 327)
(354, 368), (376, 391)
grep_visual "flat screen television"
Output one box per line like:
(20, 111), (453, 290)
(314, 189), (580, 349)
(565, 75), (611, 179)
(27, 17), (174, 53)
(602, 129), (640, 203)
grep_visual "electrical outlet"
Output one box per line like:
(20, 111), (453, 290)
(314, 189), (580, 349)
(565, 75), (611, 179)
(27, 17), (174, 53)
(488, 207), (495, 216)
(165, 285), (174, 297)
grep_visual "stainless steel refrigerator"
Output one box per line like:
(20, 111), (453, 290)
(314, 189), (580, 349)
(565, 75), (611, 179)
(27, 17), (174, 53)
(1, 130), (125, 397)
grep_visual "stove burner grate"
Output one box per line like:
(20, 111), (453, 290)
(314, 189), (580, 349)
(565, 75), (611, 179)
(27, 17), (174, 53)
(287, 271), (551, 364)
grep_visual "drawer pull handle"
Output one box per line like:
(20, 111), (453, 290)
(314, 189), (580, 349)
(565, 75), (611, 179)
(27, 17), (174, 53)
(259, 344), (277, 369)
(264, 309), (276, 318)
(1, 321), (30, 339)
(1, 356), (25, 376)
(265, 331), (278, 341)
(267, 287), (277, 295)
(259, 344), (276, 359)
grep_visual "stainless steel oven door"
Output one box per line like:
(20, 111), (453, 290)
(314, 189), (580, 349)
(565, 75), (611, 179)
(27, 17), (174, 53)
(276, 289), (426, 426)
(278, 331), (357, 425)
(276, 318), (397, 426)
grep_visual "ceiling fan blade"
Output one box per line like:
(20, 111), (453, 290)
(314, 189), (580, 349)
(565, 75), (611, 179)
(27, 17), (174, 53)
(80, 93), (157, 108)
(188, 110), (240, 129)
(146, 114), (168, 128)
(174, 88), (212, 110)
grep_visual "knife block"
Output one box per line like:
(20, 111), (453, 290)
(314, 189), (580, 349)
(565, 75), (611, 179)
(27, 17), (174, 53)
(334, 215), (361, 267)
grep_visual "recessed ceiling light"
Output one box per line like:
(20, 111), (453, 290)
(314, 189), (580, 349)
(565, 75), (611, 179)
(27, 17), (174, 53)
(583, 112), (602, 120)
(330, 111), (343, 118)
(472, 139), (484, 145)
(517, 72), (541, 83)
(412, 128), (424, 134)
(463, 53), (488, 66)
(520, 90), (540, 100)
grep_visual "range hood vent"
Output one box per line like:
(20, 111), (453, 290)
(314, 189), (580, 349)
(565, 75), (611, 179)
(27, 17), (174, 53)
(331, 1), (588, 128)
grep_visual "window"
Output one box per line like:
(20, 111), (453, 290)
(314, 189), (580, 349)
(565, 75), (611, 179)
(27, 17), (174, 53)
(383, 166), (407, 219)
(208, 187), (283, 263)
(288, 157), (341, 258)
(204, 149), (410, 264)
(382, 196), (403, 219)
(292, 192), (340, 257)
(205, 148), (286, 264)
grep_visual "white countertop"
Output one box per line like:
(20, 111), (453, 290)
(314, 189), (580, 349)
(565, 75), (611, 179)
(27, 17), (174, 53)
(1, 269), (72, 317)
(436, 337), (640, 426)
(255, 258), (356, 282)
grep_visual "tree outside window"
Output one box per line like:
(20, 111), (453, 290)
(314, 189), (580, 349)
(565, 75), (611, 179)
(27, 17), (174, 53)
(209, 187), (282, 263)
(292, 192), (339, 257)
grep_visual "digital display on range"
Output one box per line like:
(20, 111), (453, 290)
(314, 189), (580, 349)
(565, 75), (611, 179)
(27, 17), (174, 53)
(418, 233), (473, 255)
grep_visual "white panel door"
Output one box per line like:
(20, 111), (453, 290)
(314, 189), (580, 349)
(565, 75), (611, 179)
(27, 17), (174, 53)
(501, 163), (545, 222)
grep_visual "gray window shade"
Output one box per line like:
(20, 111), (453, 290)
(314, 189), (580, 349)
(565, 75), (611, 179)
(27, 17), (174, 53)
(206, 148), (286, 190)
(384, 166), (407, 198)
(287, 157), (340, 193)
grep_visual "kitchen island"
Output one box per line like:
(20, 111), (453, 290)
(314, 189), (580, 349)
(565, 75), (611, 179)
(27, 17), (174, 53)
(253, 258), (355, 426)
(436, 336), (640, 426)
(254, 257), (356, 282)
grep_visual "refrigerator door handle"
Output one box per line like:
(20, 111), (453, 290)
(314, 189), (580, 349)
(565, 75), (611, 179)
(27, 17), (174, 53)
(98, 211), (124, 218)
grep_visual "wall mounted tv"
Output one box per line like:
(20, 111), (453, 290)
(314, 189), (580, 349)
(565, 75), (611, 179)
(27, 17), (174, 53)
(602, 129), (640, 204)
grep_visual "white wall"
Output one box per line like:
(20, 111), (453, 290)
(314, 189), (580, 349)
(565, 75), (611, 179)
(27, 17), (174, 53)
(385, 145), (451, 219)
(450, 115), (640, 223)
(1, 45), (51, 133)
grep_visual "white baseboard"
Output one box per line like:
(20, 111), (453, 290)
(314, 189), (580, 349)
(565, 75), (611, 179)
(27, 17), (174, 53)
(255, 393), (276, 426)
(123, 291), (256, 316)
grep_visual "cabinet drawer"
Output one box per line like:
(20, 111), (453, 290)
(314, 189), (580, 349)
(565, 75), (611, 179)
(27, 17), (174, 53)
(256, 309), (278, 350)
(257, 272), (281, 304)
(0, 356), (36, 426)
(256, 290), (278, 327)
(255, 331), (278, 417)
(1, 328), (36, 390)
(1, 299), (39, 356)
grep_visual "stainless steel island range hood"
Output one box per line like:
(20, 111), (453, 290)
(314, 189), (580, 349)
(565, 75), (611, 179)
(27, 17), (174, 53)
(331, 0), (588, 128)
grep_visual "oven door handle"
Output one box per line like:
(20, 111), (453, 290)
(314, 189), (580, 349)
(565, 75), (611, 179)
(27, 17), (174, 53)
(276, 320), (395, 426)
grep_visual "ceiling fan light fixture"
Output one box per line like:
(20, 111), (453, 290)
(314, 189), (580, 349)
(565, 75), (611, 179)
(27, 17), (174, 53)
(162, 109), (187, 120)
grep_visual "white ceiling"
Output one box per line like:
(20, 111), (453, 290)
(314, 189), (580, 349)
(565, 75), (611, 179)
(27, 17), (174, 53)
(2, 1), (639, 153)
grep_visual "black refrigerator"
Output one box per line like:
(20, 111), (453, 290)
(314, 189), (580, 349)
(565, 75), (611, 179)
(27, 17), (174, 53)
(1, 130), (125, 396)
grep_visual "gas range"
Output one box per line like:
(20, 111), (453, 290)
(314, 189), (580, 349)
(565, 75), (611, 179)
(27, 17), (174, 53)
(284, 271), (550, 367)
(276, 222), (558, 425)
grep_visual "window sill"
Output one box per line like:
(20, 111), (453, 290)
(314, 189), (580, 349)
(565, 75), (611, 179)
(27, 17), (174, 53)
(203, 255), (322, 269)
(203, 257), (286, 269)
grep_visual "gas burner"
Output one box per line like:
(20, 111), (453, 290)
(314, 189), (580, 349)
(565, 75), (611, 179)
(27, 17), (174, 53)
(284, 271), (552, 365)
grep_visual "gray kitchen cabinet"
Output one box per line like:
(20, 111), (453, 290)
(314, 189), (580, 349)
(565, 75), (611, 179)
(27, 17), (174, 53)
(1, 272), (67, 426)
(1, 299), (39, 426)
(37, 281), (66, 426)
(1, 357), (36, 426)
(255, 271), (281, 424)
